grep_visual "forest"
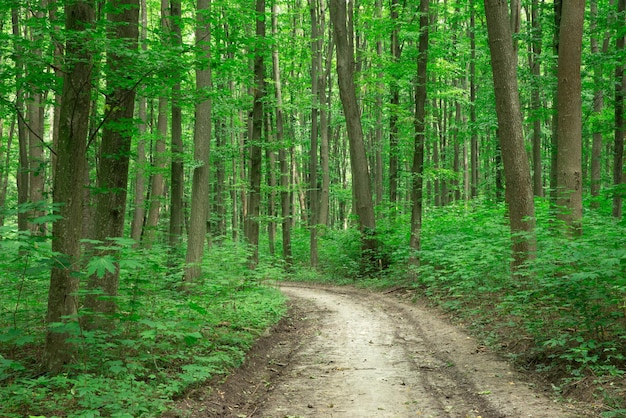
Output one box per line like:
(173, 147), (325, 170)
(1, 0), (625, 416)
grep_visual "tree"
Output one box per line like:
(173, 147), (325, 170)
(329, 0), (378, 267)
(85, 0), (139, 325)
(555, 0), (585, 233)
(484, 0), (536, 268)
(184, 0), (211, 283)
(45, 0), (95, 372)
(613, 0), (626, 218)
(271, 0), (292, 268)
(244, 0), (266, 269)
(409, 0), (430, 268)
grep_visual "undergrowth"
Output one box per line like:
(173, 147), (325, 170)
(0, 235), (286, 418)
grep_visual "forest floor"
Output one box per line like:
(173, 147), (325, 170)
(164, 283), (596, 417)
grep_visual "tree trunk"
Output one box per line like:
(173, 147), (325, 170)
(613, 0), (626, 218)
(484, 0), (536, 269)
(184, 0), (211, 284)
(271, 0), (292, 267)
(309, 0), (320, 268)
(470, 1), (478, 198)
(409, 0), (429, 268)
(131, 0), (148, 243)
(330, 0), (378, 268)
(85, 0), (139, 326)
(555, 0), (585, 233)
(45, 0), (94, 372)
(388, 0), (401, 208)
(245, 0), (266, 269)
(529, 0), (543, 197)
(169, 0), (184, 249)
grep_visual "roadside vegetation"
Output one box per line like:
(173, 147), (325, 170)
(0, 233), (285, 417)
(290, 197), (626, 417)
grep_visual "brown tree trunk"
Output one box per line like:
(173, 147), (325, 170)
(319, 36), (332, 227)
(555, 0), (585, 233)
(470, 1), (479, 198)
(143, 97), (167, 247)
(131, 0), (148, 242)
(271, 0), (292, 267)
(409, 0), (429, 268)
(85, 0), (139, 325)
(309, 0), (320, 268)
(484, 0), (536, 269)
(45, 0), (94, 372)
(184, 0), (211, 283)
(388, 0), (400, 209)
(245, 0), (266, 269)
(330, 0), (378, 267)
(529, 0), (543, 197)
(169, 0), (184, 248)
(613, 0), (626, 218)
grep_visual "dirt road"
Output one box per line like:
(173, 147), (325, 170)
(174, 284), (589, 417)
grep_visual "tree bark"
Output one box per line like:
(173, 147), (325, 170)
(85, 0), (139, 325)
(309, 0), (320, 268)
(169, 0), (184, 249)
(271, 0), (292, 268)
(45, 0), (94, 372)
(484, 0), (536, 269)
(388, 0), (401, 208)
(184, 0), (211, 283)
(613, 0), (626, 218)
(245, 0), (266, 269)
(555, 0), (585, 233)
(330, 0), (378, 267)
(529, 0), (543, 197)
(409, 0), (429, 268)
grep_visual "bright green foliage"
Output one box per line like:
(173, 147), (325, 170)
(0, 230), (285, 417)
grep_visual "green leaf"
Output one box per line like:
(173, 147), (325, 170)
(87, 255), (117, 278)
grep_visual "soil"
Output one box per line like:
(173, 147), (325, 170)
(165, 283), (595, 417)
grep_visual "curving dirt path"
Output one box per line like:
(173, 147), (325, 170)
(169, 283), (591, 417)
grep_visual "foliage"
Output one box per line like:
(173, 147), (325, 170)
(0, 233), (286, 417)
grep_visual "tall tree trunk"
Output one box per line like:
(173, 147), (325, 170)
(184, 0), (211, 283)
(169, 0), (184, 248)
(613, 0), (626, 218)
(45, 0), (94, 372)
(85, 0), (139, 325)
(131, 0), (148, 242)
(555, 0), (585, 233)
(12, 6), (29, 233)
(330, 0), (378, 268)
(529, 0), (543, 197)
(484, 0), (536, 269)
(309, 0), (320, 268)
(470, 1), (478, 198)
(319, 36), (332, 226)
(265, 114), (277, 256)
(0, 120), (14, 227)
(549, 0), (562, 202)
(388, 0), (400, 208)
(245, 0), (266, 269)
(272, 0), (292, 267)
(409, 0), (429, 268)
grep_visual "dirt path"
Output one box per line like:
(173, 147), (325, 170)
(170, 283), (590, 417)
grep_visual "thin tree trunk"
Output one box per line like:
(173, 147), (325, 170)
(470, 1), (478, 198)
(131, 0), (148, 242)
(245, 0), (266, 269)
(169, 0), (184, 248)
(613, 0), (626, 218)
(529, 0), (543, 197)
(409, 0), (429, 268)
(309, 0), (320, 268)
(0, 120), (14, 227)
(272, 0), (292, 267)
(388, 0), (400, 208)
